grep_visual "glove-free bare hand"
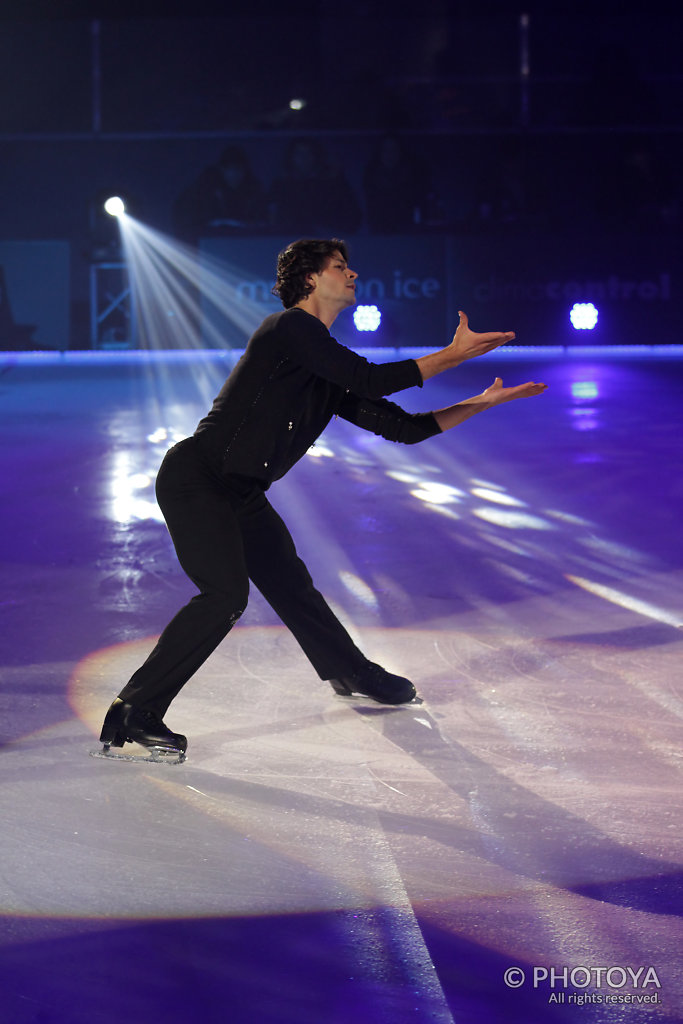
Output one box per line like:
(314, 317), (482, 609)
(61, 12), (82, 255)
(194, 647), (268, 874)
(482, 376), (548, 405)
(450, 311), (515, 364)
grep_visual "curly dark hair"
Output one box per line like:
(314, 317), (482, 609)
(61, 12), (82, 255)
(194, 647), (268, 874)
(272, 238), (349, 309)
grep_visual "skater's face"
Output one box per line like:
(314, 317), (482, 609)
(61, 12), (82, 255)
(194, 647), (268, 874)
(308, 251), (358, 308)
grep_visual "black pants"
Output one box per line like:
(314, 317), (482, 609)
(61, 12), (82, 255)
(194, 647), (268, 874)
(118, 437), (367, 716)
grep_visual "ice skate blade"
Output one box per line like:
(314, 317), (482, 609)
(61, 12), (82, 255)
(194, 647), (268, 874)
(334, 693), (423, 707)
(90, 745), (186, 765)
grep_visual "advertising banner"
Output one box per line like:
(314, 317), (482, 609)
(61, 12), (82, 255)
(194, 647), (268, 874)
(199, 233), (678, 349)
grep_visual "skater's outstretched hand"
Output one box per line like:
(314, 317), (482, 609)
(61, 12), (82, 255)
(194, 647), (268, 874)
(481, 376), (548, 405)
(448, 311), (515, 364)
(416, 311), (516, 381)
(432, 375), (547, 431)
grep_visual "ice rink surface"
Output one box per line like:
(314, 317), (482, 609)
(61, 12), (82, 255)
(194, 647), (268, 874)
(1, 345), (681, 1023)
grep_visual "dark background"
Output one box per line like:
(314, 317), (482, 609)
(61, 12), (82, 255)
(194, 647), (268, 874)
(0, 1), (680, 348)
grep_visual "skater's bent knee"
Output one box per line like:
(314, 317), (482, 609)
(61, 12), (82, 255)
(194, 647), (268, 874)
(191, 587), (248, 620)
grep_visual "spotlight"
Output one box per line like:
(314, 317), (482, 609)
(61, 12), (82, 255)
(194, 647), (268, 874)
(289, 98), (306, 111)
(104, 196), (126, 218)
(353, 305), (382, 332)
(569, 302), (598, 330)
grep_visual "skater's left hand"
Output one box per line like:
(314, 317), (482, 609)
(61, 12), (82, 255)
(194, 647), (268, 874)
(448, 311), (516, 365)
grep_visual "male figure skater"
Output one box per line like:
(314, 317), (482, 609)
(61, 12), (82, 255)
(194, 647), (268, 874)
(97, 238), (546, 760)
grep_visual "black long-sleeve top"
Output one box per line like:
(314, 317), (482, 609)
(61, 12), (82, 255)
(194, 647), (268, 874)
(194, 307), (441, 487)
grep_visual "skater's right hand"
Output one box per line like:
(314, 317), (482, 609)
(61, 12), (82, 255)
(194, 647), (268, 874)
(481, 376), (548, 405)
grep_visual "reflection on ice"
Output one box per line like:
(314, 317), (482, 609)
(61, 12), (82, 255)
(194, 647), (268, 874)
(470, 487), (526, 507)
(571, 380), (599, 399)
(472, 507), (554, 531)
(409, 482), (464, 505)
(306, 441), (335, 459)
(339, 571), (380, 609)
(108, 450), (163, 524)
(146, 426), (187, 445)
(2, 347), (682, 1023)
(543, 509), (592, 527)
(567, 574), (683, 628)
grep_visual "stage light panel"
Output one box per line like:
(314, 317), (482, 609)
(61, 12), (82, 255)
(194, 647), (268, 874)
(569, 302), (599, 330)
(353, 305), (382, 332)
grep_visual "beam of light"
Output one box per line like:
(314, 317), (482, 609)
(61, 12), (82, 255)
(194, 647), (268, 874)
(103, 215), (285, 525)
(566, 575), (683, 628)
(116, 214), (274, 352)
(113, 218), (259, 431)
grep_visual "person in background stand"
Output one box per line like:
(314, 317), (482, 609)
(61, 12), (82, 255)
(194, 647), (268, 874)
(268, 139), (361, 236)
(97, 238), (547, 761)
(173, 145), (266, 243)
(363, 135), (430, 233)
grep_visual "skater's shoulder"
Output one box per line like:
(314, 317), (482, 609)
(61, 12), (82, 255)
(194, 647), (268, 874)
(250, 307), (328, 349)
(259, 306), (327, 330)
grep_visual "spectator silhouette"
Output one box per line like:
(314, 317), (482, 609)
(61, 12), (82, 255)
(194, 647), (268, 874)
(472, 138), (533, 231)
(268, 138), (361, 235)
(173, 145), (266, 243)
(594, 137), (679, 231)
(363, 135), (430, 233)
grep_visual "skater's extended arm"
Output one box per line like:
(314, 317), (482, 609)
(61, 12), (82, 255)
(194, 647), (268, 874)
(432, 377), (547, 431)
(415, 311), (515, 382)
(337, 377), (546, 442)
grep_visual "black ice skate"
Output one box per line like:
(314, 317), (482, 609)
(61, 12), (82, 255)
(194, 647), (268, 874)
(90, 699), (187, 764)
(329, 662), (419, 705)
